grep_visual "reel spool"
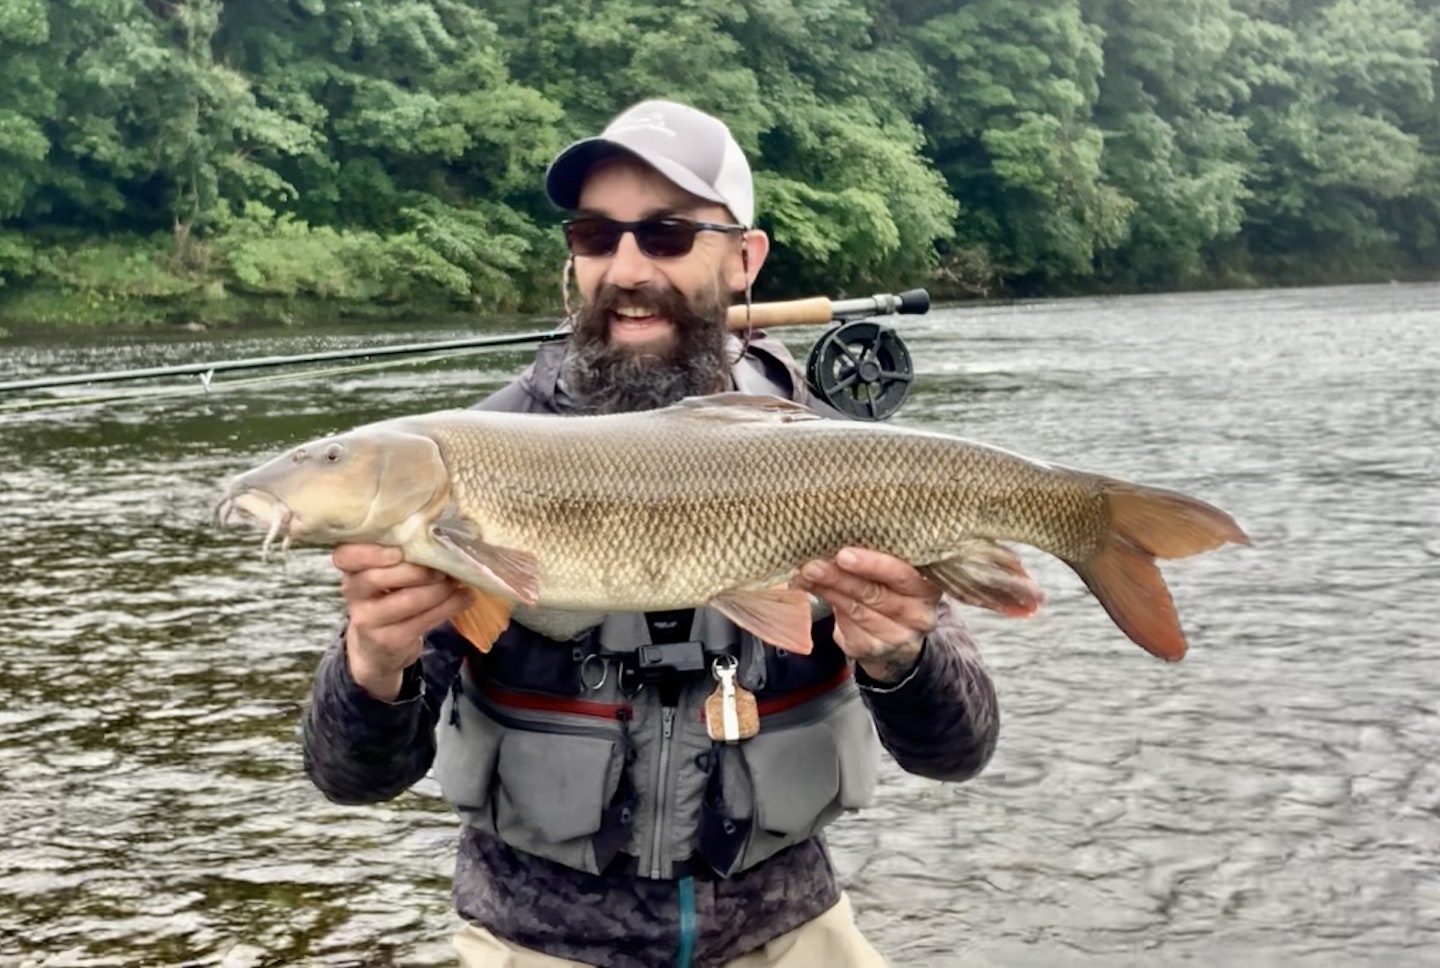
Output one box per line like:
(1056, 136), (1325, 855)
(805, 320), (914, 421)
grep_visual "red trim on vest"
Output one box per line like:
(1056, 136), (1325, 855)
(470, 657), (850, 724)
(479, 680), (633, 721)
(755, 665), (853, 717)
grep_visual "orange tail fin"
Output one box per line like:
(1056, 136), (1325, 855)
(1070, 480), (1249, 661)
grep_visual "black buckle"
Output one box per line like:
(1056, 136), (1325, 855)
(635, 641), (706, 677)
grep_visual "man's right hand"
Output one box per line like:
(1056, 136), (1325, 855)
(333, 544), (474, 702)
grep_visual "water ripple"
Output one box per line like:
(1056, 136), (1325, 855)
(3, 285), (1439, 965)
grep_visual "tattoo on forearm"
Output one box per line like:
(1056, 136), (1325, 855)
(867, 649), (920, 685)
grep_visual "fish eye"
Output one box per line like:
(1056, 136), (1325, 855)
(323, 443), (343, 463)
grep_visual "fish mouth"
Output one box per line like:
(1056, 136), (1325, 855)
(215, 488), (296, 559)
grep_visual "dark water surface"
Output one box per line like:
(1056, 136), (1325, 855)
(1, 284), (1436, 967)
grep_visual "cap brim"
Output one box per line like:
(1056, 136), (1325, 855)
(545, 138), (730, 215)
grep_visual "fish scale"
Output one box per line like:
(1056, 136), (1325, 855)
(423, 406), (1115, 606)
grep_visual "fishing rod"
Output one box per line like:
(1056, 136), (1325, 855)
(737, 287), (929, 328)
(1, 287), (931, 418)
(0, 289), (929, 394)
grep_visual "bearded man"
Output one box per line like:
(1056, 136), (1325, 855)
(302, 99), (999, 968)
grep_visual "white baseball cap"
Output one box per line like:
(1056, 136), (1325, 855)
(545, 100), (755, 227)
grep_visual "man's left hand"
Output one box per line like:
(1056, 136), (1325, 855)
(794, 547), (940, 685)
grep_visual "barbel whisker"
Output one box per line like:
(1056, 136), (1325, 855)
(260, 503), (294, 561)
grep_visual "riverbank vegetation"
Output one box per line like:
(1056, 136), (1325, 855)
(1, 0), (1437, 328)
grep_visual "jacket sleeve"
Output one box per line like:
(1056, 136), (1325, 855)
(854, 597), (999, 783)
(301, 624), (469, 804)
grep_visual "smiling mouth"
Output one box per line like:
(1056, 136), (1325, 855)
(609, 306), (672, 339)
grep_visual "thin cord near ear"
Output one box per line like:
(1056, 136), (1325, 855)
(740, 241), (754, 348)
(561, 256), (576, 325)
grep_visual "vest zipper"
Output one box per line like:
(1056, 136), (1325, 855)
(650, 704), (677, 879)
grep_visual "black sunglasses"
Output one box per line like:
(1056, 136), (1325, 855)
(562, 216), (746, 259)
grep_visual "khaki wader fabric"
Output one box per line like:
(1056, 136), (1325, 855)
(453, 892), (889, 967)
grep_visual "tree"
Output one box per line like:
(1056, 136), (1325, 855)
(1234, 0), (1437, 278)
(1086, 0), (1254, 286)
(907, 0), (1127, 290)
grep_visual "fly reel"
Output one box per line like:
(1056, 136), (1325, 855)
(805, 319), (915, 421)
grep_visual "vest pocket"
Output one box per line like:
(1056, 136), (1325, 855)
(435, 683), (504, 812)
(827, 688), (882, 808)
(731, 684), (882, 870)
(744, 719), (843, 837)
(435, 672), (631, 875)
(494, 729), (623, 851)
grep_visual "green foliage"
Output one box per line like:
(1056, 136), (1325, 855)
(396, 197), (550, 308)
(219, 205), (390, 301)
(1089, 0), (1254, 285)
(0, 231), (40, 287)
(908, 0), (1124, 285)
(212, 200), (543, 309)
(754, 101), (957, 293)
(2, 0), (1440, 325)
(34, 235), (195, 298)
(1231, 0), (1438, 276)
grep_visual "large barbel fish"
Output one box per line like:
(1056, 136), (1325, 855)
(216, 393), (1248, 660)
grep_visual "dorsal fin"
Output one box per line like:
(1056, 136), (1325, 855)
(667, 392), (820, 423)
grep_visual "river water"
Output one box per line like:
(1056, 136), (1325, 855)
(0, 283), (1436, 967)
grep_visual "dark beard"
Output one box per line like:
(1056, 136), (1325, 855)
(564, 282), (731, 414)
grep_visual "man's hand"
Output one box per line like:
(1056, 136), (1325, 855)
(793, 547), (940, 684)
(333, 543), (473, 702)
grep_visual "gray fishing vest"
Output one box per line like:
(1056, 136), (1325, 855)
(430, 335), (882, 878)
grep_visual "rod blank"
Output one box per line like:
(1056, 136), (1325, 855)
(1, 289), (930, 394)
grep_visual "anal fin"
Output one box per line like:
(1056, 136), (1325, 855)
(922, 539), (1046, 618)
(711, 586), (815, 655)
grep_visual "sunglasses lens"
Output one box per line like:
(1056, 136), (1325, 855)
(634, 220), (698, 258)
(564, 218), (621, 257)
(564, 218), (709, 258)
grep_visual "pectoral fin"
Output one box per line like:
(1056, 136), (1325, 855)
(711, 586), (815, 655)
(922, 539), (1046, 618)
(451, 587), (514, 654)
(430, 510), (541, 606)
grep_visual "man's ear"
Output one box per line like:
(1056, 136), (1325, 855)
(728, 229), (770, 294)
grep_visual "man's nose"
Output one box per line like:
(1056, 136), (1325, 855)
(603, 230), (657, 288)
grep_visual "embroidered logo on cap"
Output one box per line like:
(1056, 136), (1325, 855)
(608, 112), (677, 139)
